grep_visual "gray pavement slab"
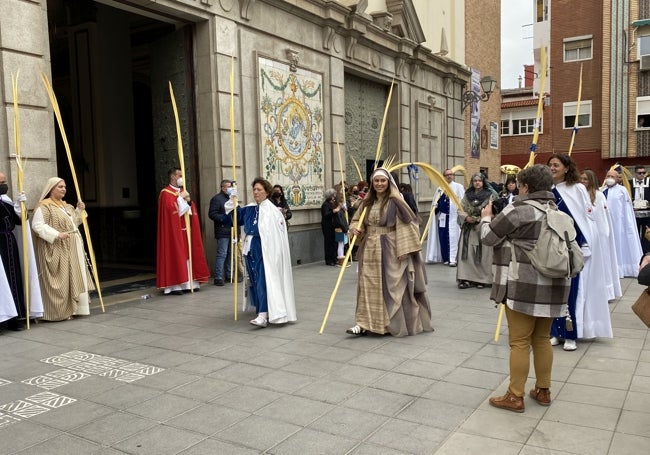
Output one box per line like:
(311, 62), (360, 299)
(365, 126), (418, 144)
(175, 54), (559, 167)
(0, 262), (649, 454)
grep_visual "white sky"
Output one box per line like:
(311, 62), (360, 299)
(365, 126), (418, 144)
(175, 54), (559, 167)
(501, 0), (535, 89)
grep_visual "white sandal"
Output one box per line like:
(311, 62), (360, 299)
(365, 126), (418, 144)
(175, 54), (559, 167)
(249, 315), (268, 328)
(345, 325), (367, 336)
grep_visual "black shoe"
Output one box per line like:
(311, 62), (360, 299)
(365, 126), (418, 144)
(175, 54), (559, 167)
(214, 279), (225, 286)
(170, 290), (184, 296)
(8, 319), (25, 331)
(236, 276), (244, 283)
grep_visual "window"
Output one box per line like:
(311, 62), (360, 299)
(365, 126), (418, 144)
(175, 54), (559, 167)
(512, 118), (538, 135)
(501, 119), (510, 135)
(501, 108), (540, 136)
(563, 101), (592, 129)
(536, 0), (548, 22)
(637, 97), (650, 129)
(639, 35), (650, 58)
(564, 36), (593, 62)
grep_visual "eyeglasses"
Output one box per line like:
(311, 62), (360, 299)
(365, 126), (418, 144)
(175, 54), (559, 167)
(637, 171), (646, 175)
(444, 174), (453, 177)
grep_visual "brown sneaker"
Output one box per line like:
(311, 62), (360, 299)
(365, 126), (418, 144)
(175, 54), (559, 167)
(489, 390), (525, 413)
(529, 387), (551, 406)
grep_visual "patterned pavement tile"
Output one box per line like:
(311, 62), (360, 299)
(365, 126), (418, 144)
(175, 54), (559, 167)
(0, 378), (11, 387)
(41, 356), (80, 368)
(0, 400), (50, 418)
(61, 351), (97, 361)
(66, 362), (112, 375)
(26, 392), (76, 408)
(45, 369), (90, 382)
(21, 376), (69, 390)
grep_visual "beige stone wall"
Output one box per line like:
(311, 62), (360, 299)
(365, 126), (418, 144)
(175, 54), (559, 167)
(0, 0), (472, 264)
(0, 0), (57, 206)
(464, 0), (501, 180)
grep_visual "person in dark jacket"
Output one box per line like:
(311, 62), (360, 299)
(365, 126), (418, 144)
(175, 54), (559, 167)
(208, 179), (233, 286)
(270, 184), (292, 225)
(321, 188), (340, 266)
(398, 182), (418, 215)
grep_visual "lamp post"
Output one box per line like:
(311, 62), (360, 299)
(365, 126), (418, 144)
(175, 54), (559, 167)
(461, 76), (497, 111)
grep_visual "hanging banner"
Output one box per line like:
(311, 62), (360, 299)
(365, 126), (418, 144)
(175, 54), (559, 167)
(470, 69), (481, 158)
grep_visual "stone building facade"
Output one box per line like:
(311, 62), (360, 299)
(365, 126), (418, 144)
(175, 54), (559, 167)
(464, 0), (502, 182)
(0, 0), (471, 271)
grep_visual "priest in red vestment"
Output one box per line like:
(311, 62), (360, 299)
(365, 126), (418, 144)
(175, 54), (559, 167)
(156, 167), (210, 294)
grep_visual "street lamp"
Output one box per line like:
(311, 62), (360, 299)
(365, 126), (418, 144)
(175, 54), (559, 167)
(461, 76), (498, 111)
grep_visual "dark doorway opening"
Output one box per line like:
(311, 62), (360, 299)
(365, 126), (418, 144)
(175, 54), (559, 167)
(46, 0), (195, 291)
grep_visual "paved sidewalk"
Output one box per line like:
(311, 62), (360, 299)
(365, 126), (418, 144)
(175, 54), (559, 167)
(0, 263), (648, 454)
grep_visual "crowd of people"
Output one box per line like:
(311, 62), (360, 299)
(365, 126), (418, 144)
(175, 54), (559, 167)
(3, 158), (647, 416)
(422, 155), (648, 413)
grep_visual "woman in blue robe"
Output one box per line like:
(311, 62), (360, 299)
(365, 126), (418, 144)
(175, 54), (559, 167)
(227, 177), (297, 327)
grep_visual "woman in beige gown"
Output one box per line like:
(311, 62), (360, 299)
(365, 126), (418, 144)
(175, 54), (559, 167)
(32, 177), (92, 321)
(346, 168), (432, 337)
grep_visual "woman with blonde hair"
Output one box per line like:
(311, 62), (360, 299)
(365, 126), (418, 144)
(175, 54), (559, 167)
(32, 178), (93, 321)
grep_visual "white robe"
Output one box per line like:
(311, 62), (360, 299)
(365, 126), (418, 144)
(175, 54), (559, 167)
(592, 192), (622, 300)
(0, 201), (44, 322)
(603, 184), (643, 277)
(257, 199), (297, 324)
(555, 182), (613, 339)
(425, 181), (465, 263)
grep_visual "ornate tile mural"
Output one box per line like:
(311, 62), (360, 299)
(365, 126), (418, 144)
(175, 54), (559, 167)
(258, 56), (324, 207)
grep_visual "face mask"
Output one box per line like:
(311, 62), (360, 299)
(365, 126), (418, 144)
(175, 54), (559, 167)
(273, 192), (281, 198)
(0, 184), (7, 195)
(605, 177), (616, 187)
(175, 177), (184, 188)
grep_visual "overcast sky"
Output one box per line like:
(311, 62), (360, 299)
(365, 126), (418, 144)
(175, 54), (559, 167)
(501, 0), (534, 89)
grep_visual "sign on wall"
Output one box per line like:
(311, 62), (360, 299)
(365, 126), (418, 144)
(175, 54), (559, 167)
(258, 56), (324, 208)
(490, 121), (499, 149)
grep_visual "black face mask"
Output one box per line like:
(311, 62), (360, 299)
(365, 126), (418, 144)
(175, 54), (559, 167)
(0, 184), (7, 195)
(273, 193), (281, 198)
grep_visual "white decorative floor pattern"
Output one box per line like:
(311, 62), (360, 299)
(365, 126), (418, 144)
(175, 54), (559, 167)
(0, 350), (164, 429)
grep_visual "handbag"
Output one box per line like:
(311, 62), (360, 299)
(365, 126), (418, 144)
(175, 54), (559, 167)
(632, 287), (650, 328)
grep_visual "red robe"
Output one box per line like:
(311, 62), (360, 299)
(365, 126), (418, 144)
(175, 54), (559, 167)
(156, 185), (210, 288)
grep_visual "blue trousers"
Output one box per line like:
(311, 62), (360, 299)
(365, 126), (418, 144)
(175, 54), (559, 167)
(214, 237), (232, 281)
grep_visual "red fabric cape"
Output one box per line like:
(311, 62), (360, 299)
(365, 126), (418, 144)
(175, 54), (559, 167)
(156, 186), (210, 288)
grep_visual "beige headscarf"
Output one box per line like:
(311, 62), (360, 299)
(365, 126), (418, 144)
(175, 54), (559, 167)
(37, 177), (65, 208)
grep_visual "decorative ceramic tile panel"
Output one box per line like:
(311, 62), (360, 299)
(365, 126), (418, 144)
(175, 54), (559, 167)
(259, 56), (324, 208)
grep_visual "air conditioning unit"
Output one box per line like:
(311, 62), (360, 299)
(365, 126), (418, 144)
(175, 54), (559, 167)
(641, 55), (650, 71)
